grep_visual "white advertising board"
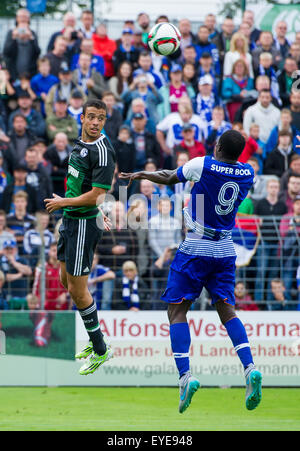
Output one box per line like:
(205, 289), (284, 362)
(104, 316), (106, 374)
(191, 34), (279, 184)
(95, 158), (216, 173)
(76, 311), (300, 387)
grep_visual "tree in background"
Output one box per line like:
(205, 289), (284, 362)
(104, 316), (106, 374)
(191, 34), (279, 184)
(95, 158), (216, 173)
(220, 0), (300, 18)
(0, 0), (75, 17)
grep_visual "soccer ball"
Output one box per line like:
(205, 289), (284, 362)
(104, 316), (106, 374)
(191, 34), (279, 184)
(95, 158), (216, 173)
(148, 22), (181, 56)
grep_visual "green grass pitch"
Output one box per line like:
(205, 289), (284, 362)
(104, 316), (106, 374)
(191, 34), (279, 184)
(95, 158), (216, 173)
(0, 387), (299, 431)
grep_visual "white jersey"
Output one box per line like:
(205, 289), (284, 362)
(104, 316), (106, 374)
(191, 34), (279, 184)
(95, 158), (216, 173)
(156, 112), (207, 150)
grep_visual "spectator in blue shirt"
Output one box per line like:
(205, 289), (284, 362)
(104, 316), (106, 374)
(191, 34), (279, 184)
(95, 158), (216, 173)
(0, 238), (32, 310)
(195, 25), (220, 75)
(13, 72), (37, 101)
(198, 52), (221, 97)
(0, 151), (9, 206)
(6, 190), (36, 254)
(267, 278), (294, 311)
(67, 89), (83, 134)
(194, 74), (222, 125)
(30, 57), (59, 116)
(122, 74), (163, 125)
(133, 51), (164, 90)
(115, 260), (149, 310)
(0, 270), (8, 310)
(113, 28), (140, 72)
(205, 106), (232, 154)
(23, 210), (54, 268)
(8, 92), (46, 138)
(88, 253), (116, 310)
(265, 108), (300, 157)
(70, 38), (105, 75)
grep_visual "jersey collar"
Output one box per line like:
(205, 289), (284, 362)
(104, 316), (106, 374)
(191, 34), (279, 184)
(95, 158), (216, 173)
(78, 134), (105, 145)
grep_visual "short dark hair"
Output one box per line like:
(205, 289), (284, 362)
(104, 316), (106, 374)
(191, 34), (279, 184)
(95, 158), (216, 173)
(184, 45), (196, 51)
(82, 99), (107, 116)
(139, 50), (150, 58)
(278, 129), (292, 141)
(101, 91), (116, 99)
(288, 172), (300, 181)
(200, 52), (212, 59)
(290, 154), (300, 163)
(271, 278), (284, 285)
(81, 9), (93, 16)
(137, 12), (149, 19)
(156, 15), (169, 23)
(38, 56), (50, 66)
(259, 88), (271, 96)
(218, 130), (245, 160)
(25, 146), (38, 154)
(36, 209), (50, 217)
(13, 113), (27, 123)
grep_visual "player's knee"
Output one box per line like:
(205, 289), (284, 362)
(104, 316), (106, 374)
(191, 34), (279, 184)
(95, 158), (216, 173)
(59, 267), (68, 289)
(68, 284), (86, 305)
(168, 300), (190, 324)
(215, 300), (236, 325)
(60, 273), (68, 290)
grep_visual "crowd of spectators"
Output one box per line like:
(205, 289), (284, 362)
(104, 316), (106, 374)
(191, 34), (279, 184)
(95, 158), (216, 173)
(0, 7), (299, 313)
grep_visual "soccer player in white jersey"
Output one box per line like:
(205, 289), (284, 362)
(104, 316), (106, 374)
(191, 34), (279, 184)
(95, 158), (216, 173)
(120, 130), (262, 413)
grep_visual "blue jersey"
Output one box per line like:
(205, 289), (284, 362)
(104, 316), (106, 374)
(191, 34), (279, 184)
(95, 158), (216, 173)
(176, 156), (254, 257)
(88, 264), (110, 305)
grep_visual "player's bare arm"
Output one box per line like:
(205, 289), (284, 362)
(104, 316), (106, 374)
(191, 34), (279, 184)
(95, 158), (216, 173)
(120, 169), (180, 188)
(44, 186), (106, 213)
(44, 187), (111, 230)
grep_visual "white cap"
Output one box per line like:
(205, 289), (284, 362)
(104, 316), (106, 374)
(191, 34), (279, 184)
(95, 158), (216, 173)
(198, 74), (213, 85)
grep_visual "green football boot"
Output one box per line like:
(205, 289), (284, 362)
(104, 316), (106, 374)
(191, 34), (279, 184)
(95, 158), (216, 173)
(75, 341), (93, 360)
(79, 346), (113, 375)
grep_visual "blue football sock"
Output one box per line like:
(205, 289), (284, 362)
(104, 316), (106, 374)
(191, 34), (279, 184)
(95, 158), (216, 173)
(224, 317), (254, 369)
(170, 322), (191, 378)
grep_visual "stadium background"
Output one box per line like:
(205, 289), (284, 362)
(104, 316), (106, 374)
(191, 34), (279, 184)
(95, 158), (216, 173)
(0, 0), (299, 432)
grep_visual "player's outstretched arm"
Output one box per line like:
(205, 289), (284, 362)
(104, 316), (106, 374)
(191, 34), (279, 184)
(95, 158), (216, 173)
(44, 188), (112, 231)
(120, 169), (180, 188)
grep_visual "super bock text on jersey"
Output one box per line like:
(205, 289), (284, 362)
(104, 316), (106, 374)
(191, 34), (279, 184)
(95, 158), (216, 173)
(57, 134), (116, 277)
(161, 156), (255, 306)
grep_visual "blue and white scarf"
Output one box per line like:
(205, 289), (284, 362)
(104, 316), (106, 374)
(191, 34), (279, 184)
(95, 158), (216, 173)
(198, 67), (219, 96)
(206, 120), (232, 139)
(122, 276), (140, 309)
(195, 93), (217, 123)
(77, 68), (92, 94)
(258, 64), (282, 107)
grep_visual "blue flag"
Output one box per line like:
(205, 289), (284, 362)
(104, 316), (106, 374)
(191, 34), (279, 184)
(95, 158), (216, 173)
(26, 0), (46, 14)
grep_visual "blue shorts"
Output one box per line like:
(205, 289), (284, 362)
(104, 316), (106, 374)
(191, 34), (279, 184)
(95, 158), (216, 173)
(161, 250), (237, 306)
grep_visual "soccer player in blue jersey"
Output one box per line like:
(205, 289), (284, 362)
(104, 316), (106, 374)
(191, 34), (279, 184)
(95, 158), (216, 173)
(120, 130), (262, 413)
